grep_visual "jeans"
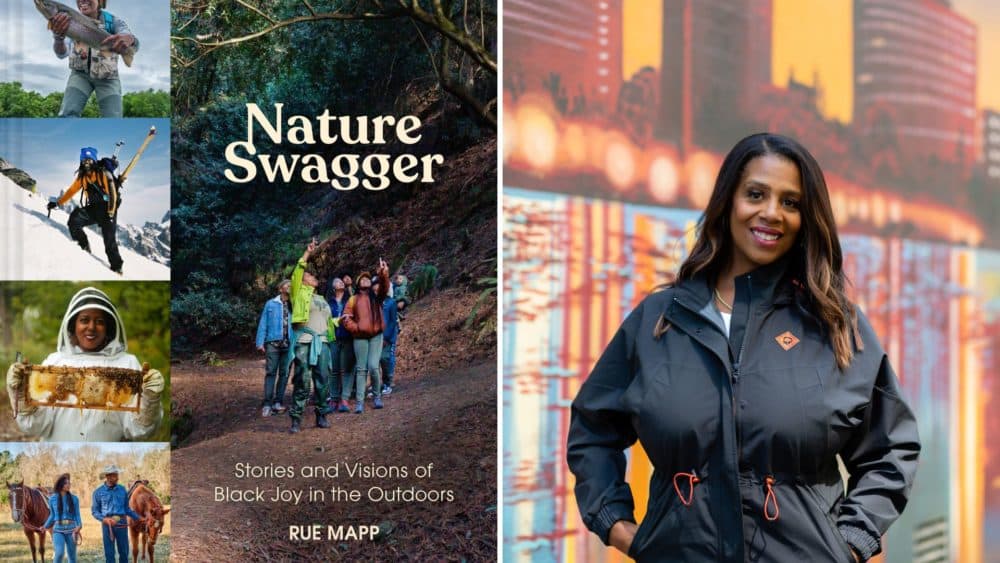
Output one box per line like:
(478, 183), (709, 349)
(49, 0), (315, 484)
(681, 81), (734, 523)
(263, 341), (289, 406)
(352, 334), (383, 401)
(53, 530), (78, 563)
(380, 340), (397, 387)
(339, 337), (357, 402)
(67, 206), (122, 272)
(59, 71), (122, 117)
(327, 341), (344, 402)
(101, 523), (129, 563)
(289, 341), (332, 420)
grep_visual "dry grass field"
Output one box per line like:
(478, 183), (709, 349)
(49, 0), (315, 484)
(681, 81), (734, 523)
(0, 511), (170, 562)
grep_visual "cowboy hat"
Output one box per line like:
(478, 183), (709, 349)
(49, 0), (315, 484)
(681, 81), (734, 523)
(100, 464), (123, 479)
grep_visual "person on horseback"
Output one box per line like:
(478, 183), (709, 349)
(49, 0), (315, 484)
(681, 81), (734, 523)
(42, 473), (82, 563)
(91, 465), (141, 563)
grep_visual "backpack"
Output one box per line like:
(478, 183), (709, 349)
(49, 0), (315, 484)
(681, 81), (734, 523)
(100, 10), (114, 33)
(79, 160), (122, 220)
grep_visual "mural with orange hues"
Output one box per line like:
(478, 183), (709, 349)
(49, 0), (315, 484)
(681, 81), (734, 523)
(502, 1), (1000, 561)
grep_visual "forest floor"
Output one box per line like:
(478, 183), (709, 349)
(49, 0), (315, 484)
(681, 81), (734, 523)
(168, 288), (497, 562)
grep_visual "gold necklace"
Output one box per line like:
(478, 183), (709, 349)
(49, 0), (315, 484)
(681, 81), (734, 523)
(714, 288), (733, 312)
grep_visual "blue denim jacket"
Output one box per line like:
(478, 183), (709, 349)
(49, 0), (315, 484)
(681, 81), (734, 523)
(43, 493), (82, 532)
(91, 484), (141, 522)
(256, 295), (292, 348)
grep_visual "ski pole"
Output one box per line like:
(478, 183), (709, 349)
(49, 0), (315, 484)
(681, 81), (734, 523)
(119, 126), (156, 184)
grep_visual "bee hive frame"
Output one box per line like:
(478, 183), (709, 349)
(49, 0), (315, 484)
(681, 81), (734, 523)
(23, 365), (142, 413)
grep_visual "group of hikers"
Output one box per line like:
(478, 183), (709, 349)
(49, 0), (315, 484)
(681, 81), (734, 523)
(255, 240), (410, 434)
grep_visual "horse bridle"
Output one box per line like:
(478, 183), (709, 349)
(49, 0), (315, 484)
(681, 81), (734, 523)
(9, 485), (47, 532)
(10, 485), (24, 522)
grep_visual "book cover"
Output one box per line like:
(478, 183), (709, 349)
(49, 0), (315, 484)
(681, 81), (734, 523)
(168, 1), (498, 560)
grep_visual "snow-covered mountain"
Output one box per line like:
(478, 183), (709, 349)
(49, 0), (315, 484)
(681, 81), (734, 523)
(1, 175), (170, 280)
(117, 212), (170, 266)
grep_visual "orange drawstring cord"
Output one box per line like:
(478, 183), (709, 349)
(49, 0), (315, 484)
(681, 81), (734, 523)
(763, 476), (780, 521)
(672, 470), (700, 507)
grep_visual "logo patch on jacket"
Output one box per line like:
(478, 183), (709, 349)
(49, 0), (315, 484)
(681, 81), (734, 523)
(775, 331), (800, 351)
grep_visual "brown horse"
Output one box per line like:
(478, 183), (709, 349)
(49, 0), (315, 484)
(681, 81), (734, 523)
(6, 481), (50, 563)
(127, 481), (169, 563)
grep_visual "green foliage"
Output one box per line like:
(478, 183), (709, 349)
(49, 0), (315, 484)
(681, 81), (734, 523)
(0, 82), (62, 117)
(122, 89), (171, 117)
(408, 264), (440, 300)
(464, 259), (497, 342)
(0, 451), (18, 506)
(198, 351), (229, 367)
(0, 82), (169, 117)
(0, 282), (169, 371)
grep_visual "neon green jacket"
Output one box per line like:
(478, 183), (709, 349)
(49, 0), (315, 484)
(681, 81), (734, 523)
(290, 258), (314, 324)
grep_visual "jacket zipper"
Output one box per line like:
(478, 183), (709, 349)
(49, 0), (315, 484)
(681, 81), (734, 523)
(733, 337), (745, 467)
(671, 275), (754, 559)
(733, 274), (752, 471)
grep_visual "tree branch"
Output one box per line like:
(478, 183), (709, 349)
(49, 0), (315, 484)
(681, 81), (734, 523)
(235, 0), (276, 25)
(410, 20), (442, 83)
(400, 0), (495, 74)
(171, 10), (404, 50)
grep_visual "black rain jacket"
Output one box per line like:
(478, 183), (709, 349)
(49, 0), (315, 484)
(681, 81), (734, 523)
(567, 260), (920, 562)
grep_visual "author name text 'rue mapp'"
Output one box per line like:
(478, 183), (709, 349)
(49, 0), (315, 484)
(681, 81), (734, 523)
(289, 524), (379, 541)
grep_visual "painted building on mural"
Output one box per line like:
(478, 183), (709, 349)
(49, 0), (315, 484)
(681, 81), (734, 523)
(505, 0), (623, 114)
(853, 0), (978, 184)
(658, 0), (772, 151)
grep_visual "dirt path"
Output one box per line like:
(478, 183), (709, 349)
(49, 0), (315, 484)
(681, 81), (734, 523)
(168, 357), (496, 562)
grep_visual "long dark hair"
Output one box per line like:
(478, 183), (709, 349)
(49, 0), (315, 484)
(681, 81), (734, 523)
(672, 133), (860, 369)
(53, 473), (74, 519)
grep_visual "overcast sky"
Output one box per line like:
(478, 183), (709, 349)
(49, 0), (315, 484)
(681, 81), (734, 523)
(1, 441), (168, 457)
(1, 118), (170, 226)
(0, 0), (170, 93)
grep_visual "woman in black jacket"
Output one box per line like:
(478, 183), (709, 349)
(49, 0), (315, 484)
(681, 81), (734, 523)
(567, 133), (920, 562)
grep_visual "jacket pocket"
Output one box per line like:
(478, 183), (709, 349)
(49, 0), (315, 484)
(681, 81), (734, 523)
(627, 476), (676, 559)
(628, 472), (710, 561)
(802, 484), (855, 563)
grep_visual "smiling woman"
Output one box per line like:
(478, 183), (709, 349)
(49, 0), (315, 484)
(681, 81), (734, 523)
(567, 133), (921, 562)
(4, 286), (166, 442)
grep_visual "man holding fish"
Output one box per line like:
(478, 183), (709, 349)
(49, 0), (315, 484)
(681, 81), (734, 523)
(36, 0), (139, 118)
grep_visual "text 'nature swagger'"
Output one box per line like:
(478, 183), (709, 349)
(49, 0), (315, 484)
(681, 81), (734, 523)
(224, 103), (445, 190)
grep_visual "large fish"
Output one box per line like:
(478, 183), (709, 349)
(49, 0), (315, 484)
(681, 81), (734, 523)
(33, 0), (135, 67)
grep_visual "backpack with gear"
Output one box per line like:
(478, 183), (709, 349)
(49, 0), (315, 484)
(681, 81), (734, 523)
(79, 158), (121, 222)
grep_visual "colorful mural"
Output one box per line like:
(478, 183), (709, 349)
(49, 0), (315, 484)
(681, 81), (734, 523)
(502, 1), (1000, 561)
